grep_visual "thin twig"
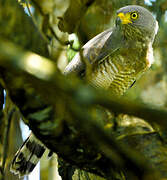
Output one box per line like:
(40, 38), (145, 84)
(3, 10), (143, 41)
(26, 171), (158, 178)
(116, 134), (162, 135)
(25, 0), (50, 44)
(26, 0), (80, 56)
(30, 0), (80, 51)
(48, 24), (80, 52)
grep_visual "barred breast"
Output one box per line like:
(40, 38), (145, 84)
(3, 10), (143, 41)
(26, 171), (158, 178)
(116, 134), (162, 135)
(88, 55), (136, 95)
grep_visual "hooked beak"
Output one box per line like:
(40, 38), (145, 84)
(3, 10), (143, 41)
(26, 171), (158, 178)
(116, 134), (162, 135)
(117, 12), (132, 24)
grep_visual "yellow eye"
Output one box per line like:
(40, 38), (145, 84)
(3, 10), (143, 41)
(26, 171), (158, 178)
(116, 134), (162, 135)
(130, 12), (138, 20)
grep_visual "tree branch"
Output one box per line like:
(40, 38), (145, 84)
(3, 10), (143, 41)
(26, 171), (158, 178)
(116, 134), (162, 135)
(58, 0), (95, 33)
(0, 39), (167, 179)
(0, 0), (167, 179)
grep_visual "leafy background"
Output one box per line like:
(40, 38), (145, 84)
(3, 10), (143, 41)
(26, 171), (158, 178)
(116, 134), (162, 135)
(1, 0), (167, 180)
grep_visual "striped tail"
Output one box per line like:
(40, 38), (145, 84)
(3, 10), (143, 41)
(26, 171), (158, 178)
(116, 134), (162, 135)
(10, 133), (46, 177)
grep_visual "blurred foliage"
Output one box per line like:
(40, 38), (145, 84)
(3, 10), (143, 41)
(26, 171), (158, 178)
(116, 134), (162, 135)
(1, 0), (167, 180)
(67, 34), (80, 62)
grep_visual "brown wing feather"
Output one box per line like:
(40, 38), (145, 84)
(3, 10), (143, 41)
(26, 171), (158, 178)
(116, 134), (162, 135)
(64, 27), (123, 76)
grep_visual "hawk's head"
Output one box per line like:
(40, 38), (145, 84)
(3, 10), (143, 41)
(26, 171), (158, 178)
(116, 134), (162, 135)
(116, 5), (158, 42)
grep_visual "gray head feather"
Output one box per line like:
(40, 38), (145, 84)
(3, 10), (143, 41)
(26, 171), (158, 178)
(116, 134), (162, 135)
(116, 5), (158, 42)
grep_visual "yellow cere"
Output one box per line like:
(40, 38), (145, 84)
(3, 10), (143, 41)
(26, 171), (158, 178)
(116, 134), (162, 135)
(117, 12), (132, 24)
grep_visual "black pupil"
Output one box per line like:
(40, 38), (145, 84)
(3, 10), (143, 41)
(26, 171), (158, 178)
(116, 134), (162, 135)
(133, 13), (136, 17)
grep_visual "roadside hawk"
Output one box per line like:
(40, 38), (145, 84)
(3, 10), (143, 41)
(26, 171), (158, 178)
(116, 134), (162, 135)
(10, 5), (158, 177)
(64, 5), (159, 95)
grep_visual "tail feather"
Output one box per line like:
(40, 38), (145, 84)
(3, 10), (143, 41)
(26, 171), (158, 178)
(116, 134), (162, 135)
(10, 133), (46, 177)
